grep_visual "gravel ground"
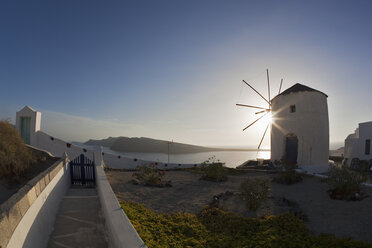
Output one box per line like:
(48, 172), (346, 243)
(106, 170), (372, 242)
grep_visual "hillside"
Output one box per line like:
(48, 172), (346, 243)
(84, 136), (118, 148)
(86, 137), (216, 154)
(329, 147), (344, 157)
(85, 137), (261, 154)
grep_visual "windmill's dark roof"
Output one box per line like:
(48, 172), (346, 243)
(275, 83), (328, 98)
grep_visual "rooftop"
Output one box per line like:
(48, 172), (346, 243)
(275, 83), (328, 98)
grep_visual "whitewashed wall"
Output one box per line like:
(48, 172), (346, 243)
(36, 131), (94, 161)
(4, 157), (70, 248)
(344, 131), (359, 165)
(36, 131), (200, 169)
(357, 122), (372, 161)
(93, 151), (147, 248)
(271, 91), (329, 171)
(345, 122), (372, 165)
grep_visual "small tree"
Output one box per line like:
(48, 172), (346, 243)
(239, 177), (270, 211)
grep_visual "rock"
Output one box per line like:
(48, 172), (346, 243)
(225, 190), (234, 196)
(132, 179), (140, 185)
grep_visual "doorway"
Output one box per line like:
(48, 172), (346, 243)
(20, 117), (31, 145)
(285, 134), (298, 164)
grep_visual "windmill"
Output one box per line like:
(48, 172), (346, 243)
(236, 69), (283, 149)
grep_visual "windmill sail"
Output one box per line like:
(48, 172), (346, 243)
(242, 80), (270, 105)
(237, 69), (283, 150)
(242, 112), (269, 131)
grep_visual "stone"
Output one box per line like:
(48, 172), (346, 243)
(132, 179), (140, 185)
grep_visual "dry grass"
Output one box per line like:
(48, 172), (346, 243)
(0, 120), (35, 177)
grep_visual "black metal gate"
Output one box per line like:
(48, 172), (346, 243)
(70, 154), (96, 186)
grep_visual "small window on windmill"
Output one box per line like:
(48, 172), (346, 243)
(290, 105), (296, 113)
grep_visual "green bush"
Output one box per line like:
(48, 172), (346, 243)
(121, 201), (372, 248)
(239, 177), (271, 211)
(0, 121), (35, 178)
(327, 166), (366, 199)
(200, 156), (228, 182)
(134, 164), (165, 186)
(274, 158), (302, 184)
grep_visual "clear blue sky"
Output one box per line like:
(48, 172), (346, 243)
(1, 0), (372, 149)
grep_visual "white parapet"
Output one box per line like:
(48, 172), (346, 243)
(94, 152), (147, 248)
(3, 155), (70, 248)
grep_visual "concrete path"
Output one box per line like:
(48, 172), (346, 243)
(47, 188), (108, 248)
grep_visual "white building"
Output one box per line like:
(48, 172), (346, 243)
(16, 106), (41, 146)
(271, 83), (329, 173)
(344, 121), (372, 165)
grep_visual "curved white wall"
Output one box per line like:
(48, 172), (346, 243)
(94, 151), (147, 248)
(271, 91), (329, 169)
(36, 131), (94, 161)
(36, 131), (200, 169)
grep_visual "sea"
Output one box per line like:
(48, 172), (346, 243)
(110, 151), (271, 168)
(73, 143), (270, 168)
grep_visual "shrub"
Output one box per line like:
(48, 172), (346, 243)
(239, 177), (271, 211)
(358, 160), (370, 173)
(0, 121), (35, 178)
(327, 166), (366, 200)
(121, 201), (207, 248)
(273, 158), (302, 184)
(200, 156), (228, 182)
(134, 164), (165, 186)
(121, 201), (372, 248)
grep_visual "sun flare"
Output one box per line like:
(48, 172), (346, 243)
(262, 111), (273, 125)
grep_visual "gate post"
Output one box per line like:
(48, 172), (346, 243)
(80, 154), (86, 185)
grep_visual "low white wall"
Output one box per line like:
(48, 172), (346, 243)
(102, 151), (200, 169)
(4, 156), (70, 248)
(94, 151), (147, 248)
(36, 130), (200, 169)
(36, 131), (94, 161)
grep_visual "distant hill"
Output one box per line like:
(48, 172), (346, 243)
(85, 137), (260, 154)
(84, 137), (118, 148)
(329, 147), (344, 157)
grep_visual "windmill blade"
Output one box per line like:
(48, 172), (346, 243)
(278, 78), (283, 94)
(242, 80), (270, 106)
(258, 123), (270, 149)
(255, 110), (266, 115)
(242, 112), (269, 131)
(236, 104), (269, 110)
(266, 69), (270, 107)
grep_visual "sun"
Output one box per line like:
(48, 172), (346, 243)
(265, 112), (273, 124)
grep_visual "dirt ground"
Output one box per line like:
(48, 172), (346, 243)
(106, 170), (372, 243)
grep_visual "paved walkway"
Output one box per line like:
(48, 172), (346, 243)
(48, 188), (108, 248)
